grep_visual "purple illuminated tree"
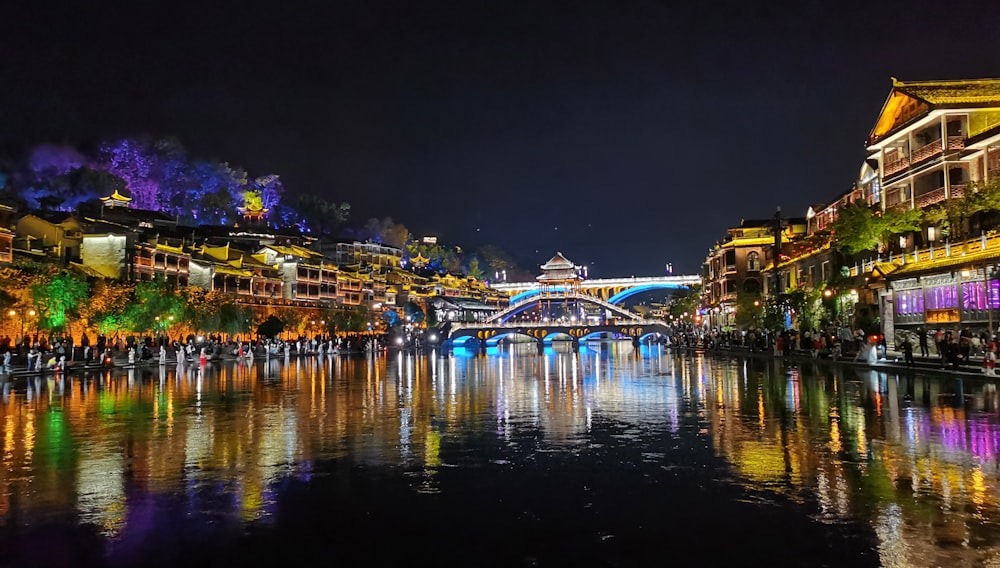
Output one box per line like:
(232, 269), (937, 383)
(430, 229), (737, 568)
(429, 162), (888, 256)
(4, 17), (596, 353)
(97, 138), (160, 210)
(253, 174), (284, 211)
(28, 144), (85, 180)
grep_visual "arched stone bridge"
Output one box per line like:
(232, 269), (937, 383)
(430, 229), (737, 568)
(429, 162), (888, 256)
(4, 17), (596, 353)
(442, 320), (671, 353)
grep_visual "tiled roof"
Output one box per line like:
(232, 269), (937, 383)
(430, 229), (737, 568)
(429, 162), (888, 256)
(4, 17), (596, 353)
(540, 252), (575, 270)
(214, 264), (253, 277)
(265, 244), (323, 259)
(894, 78), (1000, 105)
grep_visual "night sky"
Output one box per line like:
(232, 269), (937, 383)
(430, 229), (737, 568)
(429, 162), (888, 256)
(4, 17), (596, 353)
(2, 0), (1000, 277)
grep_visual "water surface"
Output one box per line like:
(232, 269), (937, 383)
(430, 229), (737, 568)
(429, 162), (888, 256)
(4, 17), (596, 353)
(1, 344), (997, 566)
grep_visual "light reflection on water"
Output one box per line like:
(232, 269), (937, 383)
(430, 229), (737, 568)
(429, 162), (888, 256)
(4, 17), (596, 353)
(2, 347), (1000, 565)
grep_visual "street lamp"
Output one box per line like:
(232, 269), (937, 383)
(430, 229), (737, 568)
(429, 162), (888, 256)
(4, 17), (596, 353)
(9, 308), (35, 338)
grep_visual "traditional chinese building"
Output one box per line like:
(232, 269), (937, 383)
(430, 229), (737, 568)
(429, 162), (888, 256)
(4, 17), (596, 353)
(536, 252), (583, 290)
(14, 212), (83, 265)
(257, 244), (338, 303)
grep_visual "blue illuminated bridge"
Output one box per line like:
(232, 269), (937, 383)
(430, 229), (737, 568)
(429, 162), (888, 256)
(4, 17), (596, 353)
(490, 275), (700, 304)
(439, 274), (700, 352)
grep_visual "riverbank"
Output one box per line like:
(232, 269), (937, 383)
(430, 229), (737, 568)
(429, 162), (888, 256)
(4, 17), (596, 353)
(669, 343), (1000, 379)
(0, 348), (378, 380)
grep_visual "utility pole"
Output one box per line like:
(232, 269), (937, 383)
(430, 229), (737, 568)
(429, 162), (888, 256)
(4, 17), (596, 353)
(772, 206), (784, 297)
(986, 263), (995, 337)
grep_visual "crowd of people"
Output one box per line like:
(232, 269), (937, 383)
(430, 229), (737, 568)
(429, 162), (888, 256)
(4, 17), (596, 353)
(672, 323), (1000, 375)
(0, 331), (392, 374)
(897, 326), (996, 371)
(674, 325), (882, 361)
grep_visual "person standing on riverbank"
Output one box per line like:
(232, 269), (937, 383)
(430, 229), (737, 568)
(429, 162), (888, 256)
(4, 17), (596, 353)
(916, 327), (929, 357)
(901, 334), (914, 366)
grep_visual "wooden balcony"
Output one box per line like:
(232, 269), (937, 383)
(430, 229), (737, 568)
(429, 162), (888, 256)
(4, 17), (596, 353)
(884, 137), (966, 177)
(884, 156), (909, 176)
(910, 184), (967, 209)
(915, 187), (946, 209)
(911, 139), (943, 165)
(884, 187), (910, 210)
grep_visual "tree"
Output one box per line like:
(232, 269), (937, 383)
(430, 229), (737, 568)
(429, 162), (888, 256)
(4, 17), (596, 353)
(667, 285), (701, 319)
(829, 202), (921, 254)
(477, 245), (515, 275)
(403, 301), (425, 324)
(296, 195), (350, 238)
(330, 305), (369, 333)
(734, 292), (764, 329)
(80, 280), (134, 336)
(253, 174), (284, 211)
(925, 177), (1000, 241)
(783, 287), (825, 331)
(360, 217), (410, 249)
(465, 256), (485, 280)
(760, 296), (789, 332)
(199, 187), (234, 224)
(97, 137), (160, 209)
(257, 314), (286, 338)
(123, 277), (185, 334)
(217, 301), (252, 337)
(31, 271), (90, 332)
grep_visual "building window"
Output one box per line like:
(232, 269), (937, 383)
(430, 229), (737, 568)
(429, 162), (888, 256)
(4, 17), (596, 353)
(747, 251), (761, 272)
(724, 250), (736, 272)
(925, 285), (958, 309)
(895, 289), (925, 315)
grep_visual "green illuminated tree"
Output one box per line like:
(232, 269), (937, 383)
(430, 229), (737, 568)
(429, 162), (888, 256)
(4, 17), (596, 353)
(31, 271), (90, 332)
(759, 297), (788, 332)
(830, 202), (921, 254)
(465, 257), (485, 280)
(124, 277), (185, 334)
(80, 280), (134, 335)
(330, 305), (369, 333)
(783, 287), (825, 331)
(734, 292), (764, 329)
(924, 177), (1000, 241)
(217, 301), (252, 337)
(667, 285), (701, 319)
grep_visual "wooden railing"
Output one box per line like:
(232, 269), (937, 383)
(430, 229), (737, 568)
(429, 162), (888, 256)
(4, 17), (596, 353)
(911, 139), (943, 164)
(884, 156), (910, 176)
(886, 137), (966, 177)
(915, 187), (946, 208)
(885, 187), (909, 210)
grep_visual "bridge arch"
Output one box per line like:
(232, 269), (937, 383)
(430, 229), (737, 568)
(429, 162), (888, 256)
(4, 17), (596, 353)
(607, 283), (693, 304)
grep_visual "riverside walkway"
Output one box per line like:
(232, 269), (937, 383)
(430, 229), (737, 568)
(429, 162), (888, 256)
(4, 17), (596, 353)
(672, 342), (1000, 379)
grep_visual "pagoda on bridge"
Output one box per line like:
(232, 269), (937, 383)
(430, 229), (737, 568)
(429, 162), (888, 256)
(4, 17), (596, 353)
(536, 252), (583, 291)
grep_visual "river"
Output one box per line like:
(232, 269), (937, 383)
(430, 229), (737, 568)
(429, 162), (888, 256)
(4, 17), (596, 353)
(1, 343), (998, 567)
